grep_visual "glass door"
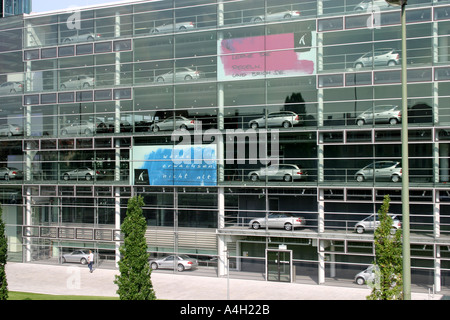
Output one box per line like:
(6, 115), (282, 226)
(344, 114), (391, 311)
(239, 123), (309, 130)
(266, 249), (292, 282)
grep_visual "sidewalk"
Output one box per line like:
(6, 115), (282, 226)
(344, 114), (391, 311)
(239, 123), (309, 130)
(5, 262), (443, 300)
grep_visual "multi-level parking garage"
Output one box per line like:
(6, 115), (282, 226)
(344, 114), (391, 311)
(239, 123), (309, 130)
(1, 0), (450, 292)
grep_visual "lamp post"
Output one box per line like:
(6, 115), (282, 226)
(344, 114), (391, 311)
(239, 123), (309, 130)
(385, 0), (411, 300)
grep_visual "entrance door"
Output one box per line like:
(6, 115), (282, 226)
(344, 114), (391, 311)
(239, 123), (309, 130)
(266, 249), (292, 282)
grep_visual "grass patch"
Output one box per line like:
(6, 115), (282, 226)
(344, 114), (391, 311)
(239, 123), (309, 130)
(8, 291), (119, 300)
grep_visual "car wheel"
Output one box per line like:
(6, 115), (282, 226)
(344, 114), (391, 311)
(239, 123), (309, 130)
(156, 77), (164, 82)
(387, 60), (397, 67)
(184, 75), (193, 81)
(391, 175), (400, 183)
(83, 82), (91, 88)
(250, 174), (258, 182)
(253, 17), (263, 23)
(356, 277), (365, 285)
(63, 174), (70, 181)
(355, 63), (363, 69)
(60, 84), (66, 90)
(4, 174), (9, 181)
(151, 262), (158, 270)
(284, 14), (292, 19)
(84, 128), (91, 135)
(80, 258), (87, 265)
(177, 264), (185, 272)
(87, 36), (94, 41)
(150, 28), (159, 34)
(10, 89), (16, 94)
(283, 174), (292, 182)
(152, 125), (160, 132)
(63, 38), (72, 43)
(389, 118), (398, 125)
(356, 175), (364, 182)
(356, 119), (365, 126)
(179, 26), (187, 31)
(62, 257), (66, 263)
(180, 124), (187, 130)
(61, 129), (68, 135)
(282, 121), (291, 128)
(356, 226), (365, 234)
(250, 122), (258, 129)
(252, 222), (261, 230)
(85, 173), (92, 181)
(284, 223), (293, 231)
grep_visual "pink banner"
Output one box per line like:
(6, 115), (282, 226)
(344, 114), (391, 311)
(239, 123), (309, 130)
(219, 33), (315, 79)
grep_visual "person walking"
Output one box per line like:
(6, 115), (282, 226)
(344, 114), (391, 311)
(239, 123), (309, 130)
(88, 250), (94, 273)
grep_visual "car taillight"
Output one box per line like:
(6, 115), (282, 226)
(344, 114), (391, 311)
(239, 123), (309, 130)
(296, 171), (302, 175)
(295, 11), (301, 15)
(190, 120), (195, 124)
(296, 218), (302, 223)
(295, 115), (299, 120)
(11, 171), (17, 174)
(187, 261), (193, 264)
(189, 22), (194, 26)
(398, 112), (401, 117)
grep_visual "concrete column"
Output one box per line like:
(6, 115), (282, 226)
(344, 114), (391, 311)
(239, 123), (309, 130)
(435, 245), (441, 292)
(318, 239), (325, 284)
(115, 186), (121, 267)
(24, 187), (32, 262)
(434, 191), (440, 238)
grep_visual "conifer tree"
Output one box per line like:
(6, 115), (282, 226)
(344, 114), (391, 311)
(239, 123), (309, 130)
(367, 195), (403, 300)
(114, 196), (155, 300)
(0, 206), (8, 300)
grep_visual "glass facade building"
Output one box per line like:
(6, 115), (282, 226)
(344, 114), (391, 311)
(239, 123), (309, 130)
(1, 0), (450, 290)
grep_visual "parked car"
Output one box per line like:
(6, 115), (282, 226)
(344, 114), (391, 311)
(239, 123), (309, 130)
(0, 167), (23, 181)
(155, 67), (204, 83)
(62, 167), (102, 181)
(354, 0), (393, 11)
(62, 250), (90, 264)
(60, 120), (98, 135)
(356, 105), (401, 126)
(248, 164), (307, 182)
(354, 161), (402, 182)
(249, 213), (306, 231)
(0, 124), (23, 136)
(149, 255), (198, 272)
(150, 21), (195, 33)
(134, 120), (154, 132)
(150, 116), (196, 132)
(251, 10), (301, 22)
(0, 81), (23, 94)
(355, 265), (378, 285)
(354, 213), (401, 234)
(62, 32), (101, 43)
(60, 75), (94, 90)
(354, 49), (400, 68)
(248, 111), (301, 129)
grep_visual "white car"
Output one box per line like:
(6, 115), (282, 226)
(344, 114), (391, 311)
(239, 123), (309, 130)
(354, 49), (400, 68)
(354, 161), (402, 183)
(251, 10), (301, 22)
(62, 250), (90, 264)
(356, 105), (401, 126)
(62, 167), (102, 181)
(60, 120), (97, 135)
(248, 111), (301, 129)
(60, 75), (94, 90)
(0, 81), (23, 95)
(150, 116), (195, 132)
(62, 32), (101, 43)
(150, 255), (198, 272)
(248, 164), (307, 182)
(155, 67), (204, 83)
(249, 213), (306, 231)
(354, 213), (401, 234)
(0, 124), (23, 136)
(150, 22), (195, 33)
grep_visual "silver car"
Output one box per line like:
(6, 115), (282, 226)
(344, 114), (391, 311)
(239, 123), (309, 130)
(248, 111), (301, 129)
(355, 265), (377, 285)
(354, 213), (401, 234)
(354, 161), (402, 182)
(60, 75), (94, 90)
(0, 81), (23, 94)
(62, 250), (90, 264)
(150, 255), (198, 272)
(155, 67), (204, 83)
(249, 213), (306, 231)
(0, 167), (23, 181)
(251, 10), (301, 22)
(354, 0), (392, 11)
(150, 21), (195, 33)
(62, 167), (102, 181)
(60, 120), (97, 135)
(354, 49), (400, 68)
(248, 164), (307, 182)
(151, 116), (196, 132)
(62, 32), (101, 43)
(0, 124), (23, 136)
(356, 105), (401, 126)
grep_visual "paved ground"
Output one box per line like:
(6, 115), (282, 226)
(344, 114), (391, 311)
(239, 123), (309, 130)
(5, 262), (443, 300)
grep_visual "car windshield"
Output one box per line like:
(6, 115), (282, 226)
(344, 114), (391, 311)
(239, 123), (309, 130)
(179, 255), (191, 260)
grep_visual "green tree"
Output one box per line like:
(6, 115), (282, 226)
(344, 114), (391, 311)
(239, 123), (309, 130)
(114, 196), (156, 300)
(0, 206), (8, 300)
(367, 195), (403, 300)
